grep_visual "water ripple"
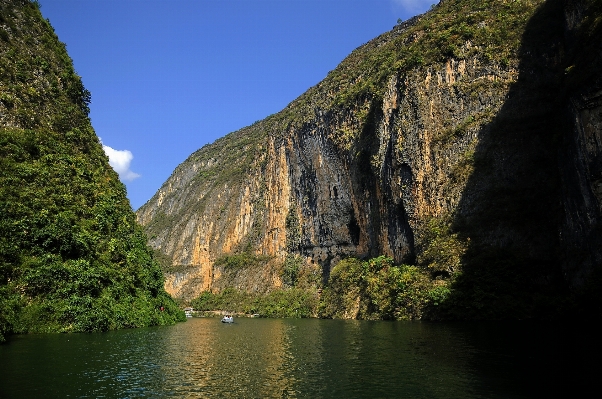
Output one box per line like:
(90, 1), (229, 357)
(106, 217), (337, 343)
(2, 318), (596, 398)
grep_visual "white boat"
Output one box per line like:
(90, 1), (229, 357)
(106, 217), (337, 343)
(221, 315), (234, 323)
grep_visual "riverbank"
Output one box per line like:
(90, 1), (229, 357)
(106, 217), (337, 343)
(188, 310), (263, 318)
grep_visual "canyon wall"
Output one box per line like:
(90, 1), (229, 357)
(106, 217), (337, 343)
(137, 0), (602, 318)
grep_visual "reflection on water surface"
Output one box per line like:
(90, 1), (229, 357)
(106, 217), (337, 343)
(0, 318), (597, 398)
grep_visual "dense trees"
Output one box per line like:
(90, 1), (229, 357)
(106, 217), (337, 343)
(0, 0), (183, 342)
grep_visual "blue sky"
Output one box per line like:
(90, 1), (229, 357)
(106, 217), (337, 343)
(38, 0), (438, 210)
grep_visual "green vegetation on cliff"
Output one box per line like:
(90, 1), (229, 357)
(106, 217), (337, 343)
(279, 0), (546, 133)
(0, 0), (184, 342)
(189, 256), (448, 320)
(319, 256), (440, 320)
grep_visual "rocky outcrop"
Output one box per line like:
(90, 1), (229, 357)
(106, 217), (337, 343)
(138, 0), (602, 318)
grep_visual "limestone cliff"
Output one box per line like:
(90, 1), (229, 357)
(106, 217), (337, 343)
(138, 0), (602, 318)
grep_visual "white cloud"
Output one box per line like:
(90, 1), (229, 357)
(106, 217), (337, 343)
(101, 142), (141, 182)
(391, 0), (438, 15)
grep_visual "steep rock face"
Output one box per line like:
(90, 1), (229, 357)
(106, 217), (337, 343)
(138, 0), (602, 317)
(558, 0), (602, 289)
(138, 18), (517, 299)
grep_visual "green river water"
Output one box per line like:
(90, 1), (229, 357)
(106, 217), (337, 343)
(0, 317), (597, 398)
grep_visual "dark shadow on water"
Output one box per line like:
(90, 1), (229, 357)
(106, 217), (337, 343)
(443, 0), (602, 319)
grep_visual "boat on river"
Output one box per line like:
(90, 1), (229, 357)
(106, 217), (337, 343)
(221, 315), (234, 323)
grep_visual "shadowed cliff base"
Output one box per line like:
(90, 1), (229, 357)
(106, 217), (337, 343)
(440, 0), (602, 319)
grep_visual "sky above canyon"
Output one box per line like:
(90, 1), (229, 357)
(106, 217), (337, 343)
(38, 0), (438, 210)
